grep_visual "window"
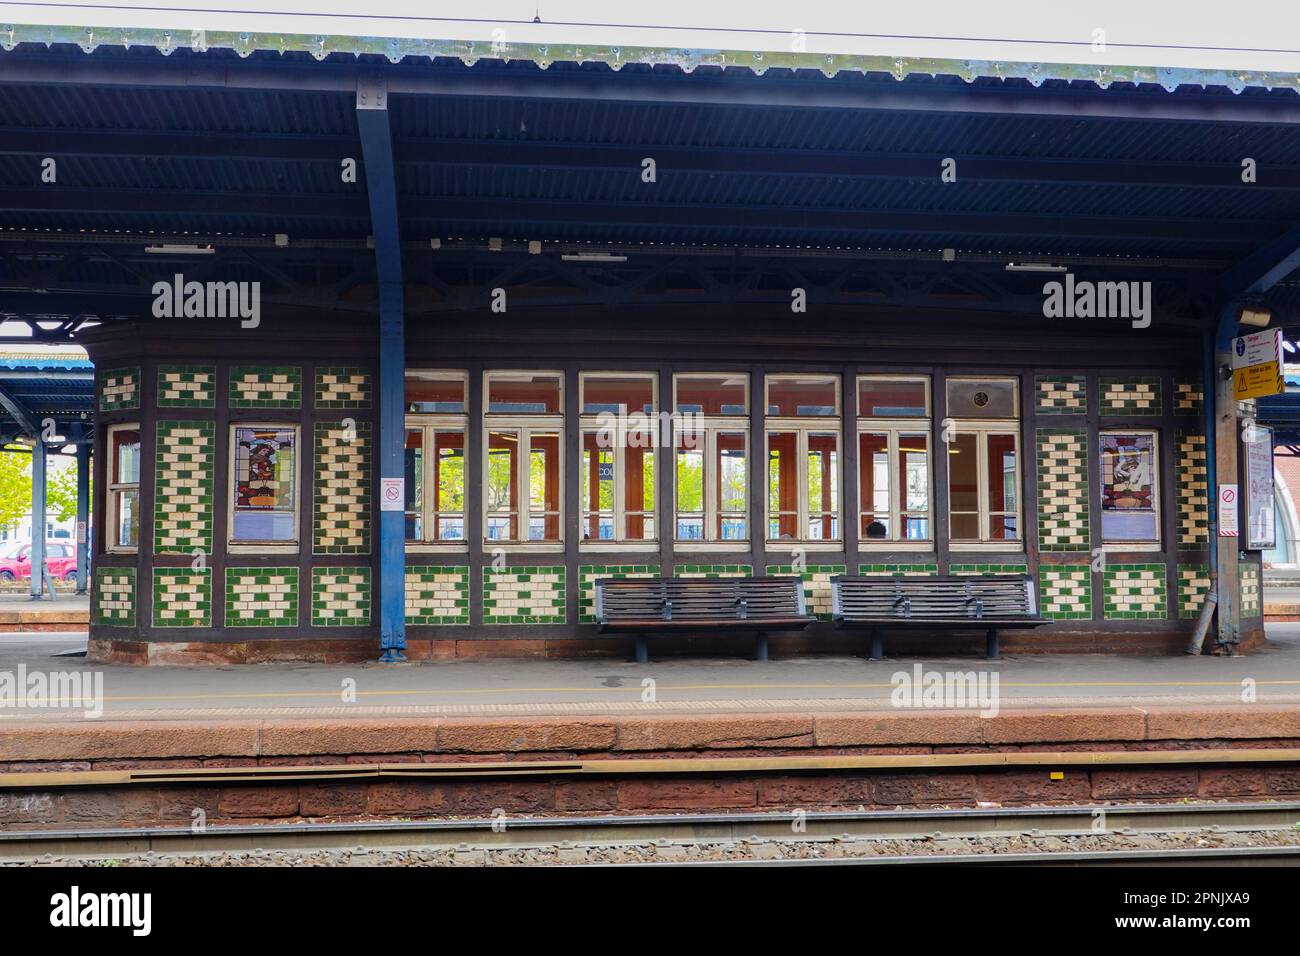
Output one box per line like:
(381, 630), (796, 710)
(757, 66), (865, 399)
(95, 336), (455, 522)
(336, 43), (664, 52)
(484, 371), (563, 544)
(405, 372), (468, 544)
(106, 424), (140, 551)
(673, 374), (749, 542)
(857, 377), (931, 543)
(580, 373), (657, 543)
(766, 374), (840, 543)
(945, 378), (1020, 545)
(229, 425), (299, 544)
(1100, 430), (1160, 544)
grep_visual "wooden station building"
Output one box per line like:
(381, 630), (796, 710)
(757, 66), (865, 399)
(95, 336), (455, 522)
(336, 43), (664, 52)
(2, 25), (1298, 662)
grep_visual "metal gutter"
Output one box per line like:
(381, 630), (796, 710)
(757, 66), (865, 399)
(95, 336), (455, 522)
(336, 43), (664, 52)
(2, 22), (1298, 95)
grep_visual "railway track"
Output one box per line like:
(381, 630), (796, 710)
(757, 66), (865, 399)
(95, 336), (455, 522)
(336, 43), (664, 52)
(3, 801), (1299, 866)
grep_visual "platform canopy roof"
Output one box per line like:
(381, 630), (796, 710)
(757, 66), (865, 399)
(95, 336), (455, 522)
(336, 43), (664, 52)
(2, 22), (1300, 343)
(0, 344), (93, 445)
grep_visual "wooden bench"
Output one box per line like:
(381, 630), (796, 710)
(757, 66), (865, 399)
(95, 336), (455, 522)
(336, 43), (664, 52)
(594, 576), (815, 662)
(830, 574), (1048, 660)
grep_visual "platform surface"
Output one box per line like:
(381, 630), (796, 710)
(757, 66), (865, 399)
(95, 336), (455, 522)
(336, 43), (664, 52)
(2, 624), (1300, 723)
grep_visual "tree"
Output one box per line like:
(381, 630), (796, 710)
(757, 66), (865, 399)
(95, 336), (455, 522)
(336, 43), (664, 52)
(0, 450), (31, 535)
(47, 462), (90, 524)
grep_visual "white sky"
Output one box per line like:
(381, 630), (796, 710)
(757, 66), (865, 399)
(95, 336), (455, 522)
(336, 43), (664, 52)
(1, 0), (1299, 72)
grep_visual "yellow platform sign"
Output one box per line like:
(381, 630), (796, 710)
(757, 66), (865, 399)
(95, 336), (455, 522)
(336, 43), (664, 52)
(1232, 329), (1285, 400)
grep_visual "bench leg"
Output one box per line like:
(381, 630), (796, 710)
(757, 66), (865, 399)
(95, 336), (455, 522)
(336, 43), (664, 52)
(985, 629), (1000, 660)
(634, 637), (649, 664)
(755, 632), (769, 662)
(868, 629), (883, 662)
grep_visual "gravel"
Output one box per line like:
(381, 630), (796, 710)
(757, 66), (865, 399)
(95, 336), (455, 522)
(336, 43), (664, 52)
(6, 826), (1300, 867)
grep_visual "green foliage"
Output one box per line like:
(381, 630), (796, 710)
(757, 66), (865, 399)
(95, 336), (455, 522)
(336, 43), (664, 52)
(46, 463), (89, 524)
(0, 451), (31, 534)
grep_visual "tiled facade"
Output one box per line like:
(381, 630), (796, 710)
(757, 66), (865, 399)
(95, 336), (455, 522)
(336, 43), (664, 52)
(1038, 565), (1092, 620)
(579, 564), (660, 623)
(1174, 379), (1204, 417)
(405, 566), (470, 625)
(225, 567), (299, 627)
(157, 364), (216, 408)
(313, 420), (371, 554)
(1099, 376), (1162, 416)
(1103, 564), (1167, 619)
(1177, 564), (1211, 619)
(153, 419), (214, 554)
(1175, 432), (1210, 546)
(766, 564), (845, 620)
(483, 567), (566, 624)
(314, 367), (372, 409)
(950, 563), (1028, 575)
(1036, 428), (1090, 551)
(98, 366), (140, 411)
(311, 567), (372, 626)
(229, 365), (302, 409)
(152, 568), (212, 627)
(1034, 375), (1087, 414)
(1240, 563), (1261, 618)
(859, 563), (939, 576)
(92, 567), (136, 627)
(674, 564), (753, 578)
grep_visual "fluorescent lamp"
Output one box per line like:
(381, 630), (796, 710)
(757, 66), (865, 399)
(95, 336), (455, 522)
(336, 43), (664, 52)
(1005, 262), (1066, 273)
(144, 244), (215, 255)
(561, 253), (627, 263)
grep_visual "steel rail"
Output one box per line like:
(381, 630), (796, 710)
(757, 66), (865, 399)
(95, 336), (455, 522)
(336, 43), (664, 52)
(1, 801), (1297, 862)
(5, 748), (1300, 790)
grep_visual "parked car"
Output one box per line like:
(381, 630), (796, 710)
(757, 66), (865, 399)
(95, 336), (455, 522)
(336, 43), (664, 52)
(0, 540), (81, 582)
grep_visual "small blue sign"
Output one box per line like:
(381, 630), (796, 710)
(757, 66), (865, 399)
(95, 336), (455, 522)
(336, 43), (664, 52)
(1236, 338), (1246, 356)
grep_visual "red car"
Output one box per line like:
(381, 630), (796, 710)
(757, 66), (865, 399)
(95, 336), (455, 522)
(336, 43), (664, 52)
(0, 540), (80, 582)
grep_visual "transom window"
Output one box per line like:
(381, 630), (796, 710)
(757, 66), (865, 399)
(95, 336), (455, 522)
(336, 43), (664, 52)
(673, 374), (749, 543)
(857, 376), (931, 543)
(484, 371), (564, 544)
(229, 424), (299, 545)
(580, 373), (657, 543)
(945, 377), (1020, 546)
(766, 374), (840, 543)
(405, 372), (468, 545)
(106, 424), (140, 552)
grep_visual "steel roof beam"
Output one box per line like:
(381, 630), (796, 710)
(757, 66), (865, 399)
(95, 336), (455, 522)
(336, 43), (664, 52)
(0, 381), (40, 436)
(0, 186), (1279, 244)
(6, 129), (1300, 192)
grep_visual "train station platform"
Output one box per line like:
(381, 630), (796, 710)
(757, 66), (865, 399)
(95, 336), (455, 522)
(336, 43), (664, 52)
(2, 625), (1300, 723)
(4, 627), (1300, 827)
(0, 593), (88, 633)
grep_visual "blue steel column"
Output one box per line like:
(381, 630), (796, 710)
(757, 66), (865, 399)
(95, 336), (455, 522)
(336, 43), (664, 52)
(29, 438), (46, 600)
(75, 439), (89, 594)
(356, 75), (407, 662)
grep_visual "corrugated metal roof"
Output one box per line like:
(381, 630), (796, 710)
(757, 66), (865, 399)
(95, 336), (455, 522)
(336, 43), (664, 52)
(5, 21), (1297, 95)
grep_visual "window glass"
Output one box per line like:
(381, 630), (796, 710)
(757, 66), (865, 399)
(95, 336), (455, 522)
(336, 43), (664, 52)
(676, 376), (748, 415)
(859, 378), (929, 418)
(405, 372), (466, 413)
(717, 432), (748, 540)
(675, 439), (704, 540)
(948, 432), (981, 541)
(528, 431), (561, 541)
(946, 378), (1018, 419)
(231, 426), (297, 542)
(859, 433), (890, 538)
(109, 427), (142, 550)
(405, 428), (424, 541)
(487, 373), (562, 414)
(767, 376), (838, 416)
(434, 433), (466, 541)
(899, 433), (930, 540)
(582, 375), (655, 415)
(485, 431), (519, 541)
